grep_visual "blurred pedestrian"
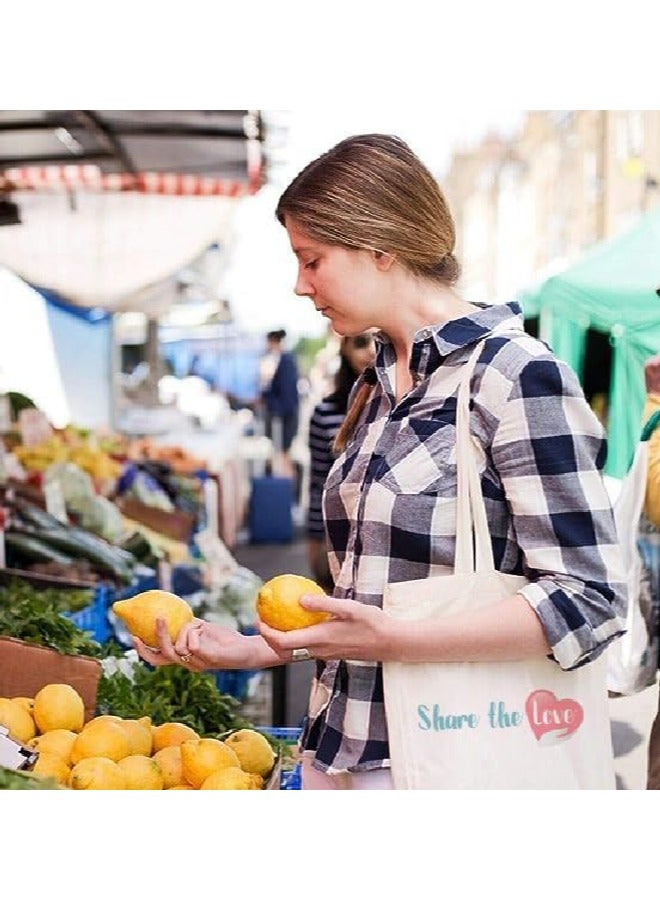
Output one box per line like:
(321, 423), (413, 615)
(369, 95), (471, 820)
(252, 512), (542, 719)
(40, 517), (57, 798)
(259, 329), (300, 479)
(307, 331), (375, 591)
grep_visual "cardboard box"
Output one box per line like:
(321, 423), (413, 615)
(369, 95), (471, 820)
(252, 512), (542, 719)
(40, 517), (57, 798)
(265, 754), (282, 790)
(0, 636), (101, 721)
(115, 497), (195, 543)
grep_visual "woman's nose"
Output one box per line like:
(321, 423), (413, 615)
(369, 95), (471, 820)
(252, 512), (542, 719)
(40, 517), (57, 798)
(294, 268), (314, 297)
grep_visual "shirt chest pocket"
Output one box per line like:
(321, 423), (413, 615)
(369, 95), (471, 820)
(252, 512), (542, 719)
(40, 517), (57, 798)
(379, 417), (459, 496)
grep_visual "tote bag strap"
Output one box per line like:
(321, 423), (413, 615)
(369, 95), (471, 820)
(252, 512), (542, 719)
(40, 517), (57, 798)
(454, 338), (496, 575)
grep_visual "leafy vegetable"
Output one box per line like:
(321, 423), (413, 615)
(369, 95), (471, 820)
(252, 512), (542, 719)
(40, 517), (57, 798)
(0, 578), (101, 657)
(0, 766), (63, 790)
(96, 661), (254, 737)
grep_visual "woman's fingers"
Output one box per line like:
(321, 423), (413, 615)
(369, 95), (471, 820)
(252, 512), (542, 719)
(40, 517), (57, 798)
(258, 620), (327, 654)
(133, 635), (167, 667)
(299, 593), (359, 619)
(173, 618), (204, 657)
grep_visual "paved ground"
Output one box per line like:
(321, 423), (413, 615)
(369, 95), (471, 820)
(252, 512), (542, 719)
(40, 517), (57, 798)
(233, 525), (659, 790)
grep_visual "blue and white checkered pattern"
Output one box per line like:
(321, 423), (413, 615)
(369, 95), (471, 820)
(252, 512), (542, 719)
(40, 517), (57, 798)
(301, 301), (626, 775)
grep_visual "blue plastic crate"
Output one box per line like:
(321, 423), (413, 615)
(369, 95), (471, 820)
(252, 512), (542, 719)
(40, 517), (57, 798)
(63, 583), (113, 643)
(259, 726), (303, 790)
(214, 668), (260, 702)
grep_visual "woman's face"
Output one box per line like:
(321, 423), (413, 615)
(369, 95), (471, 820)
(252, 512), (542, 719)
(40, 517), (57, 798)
(285, 217), (384, 335)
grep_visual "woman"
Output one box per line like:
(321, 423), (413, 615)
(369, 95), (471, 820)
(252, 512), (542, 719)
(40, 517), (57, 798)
(135, 134), (625, 789)
(307, 332), (375, 591)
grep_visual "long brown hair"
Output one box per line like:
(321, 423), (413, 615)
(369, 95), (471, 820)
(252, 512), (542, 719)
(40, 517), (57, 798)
(276, 133), (460, 453)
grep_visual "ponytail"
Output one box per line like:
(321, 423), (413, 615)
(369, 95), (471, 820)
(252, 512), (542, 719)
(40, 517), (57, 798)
(332, 368), (377, 455)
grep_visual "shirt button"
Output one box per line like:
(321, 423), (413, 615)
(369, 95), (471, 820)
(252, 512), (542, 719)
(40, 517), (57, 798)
(421, 328), (431, 339)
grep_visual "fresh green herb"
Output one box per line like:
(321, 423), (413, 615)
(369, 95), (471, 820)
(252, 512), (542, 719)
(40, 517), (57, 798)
(96, 662), (255, 737)
(0, 578), (101, 657)
(0, 766), (63, 790)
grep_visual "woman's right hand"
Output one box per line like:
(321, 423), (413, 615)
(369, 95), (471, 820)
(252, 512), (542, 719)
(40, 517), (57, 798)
(133, 617), (262, 673)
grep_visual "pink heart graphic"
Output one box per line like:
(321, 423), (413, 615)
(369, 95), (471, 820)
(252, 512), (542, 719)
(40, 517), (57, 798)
(525, 689), (584, 744)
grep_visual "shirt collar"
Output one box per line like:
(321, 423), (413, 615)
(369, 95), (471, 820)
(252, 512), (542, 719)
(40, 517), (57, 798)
(373, 301), (525, 378)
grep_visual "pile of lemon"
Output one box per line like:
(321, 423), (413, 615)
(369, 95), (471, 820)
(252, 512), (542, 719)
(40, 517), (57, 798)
(0, 684), (276, 790)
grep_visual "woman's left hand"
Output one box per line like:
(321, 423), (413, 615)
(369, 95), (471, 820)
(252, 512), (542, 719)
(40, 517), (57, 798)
(257, 593), (394, 661)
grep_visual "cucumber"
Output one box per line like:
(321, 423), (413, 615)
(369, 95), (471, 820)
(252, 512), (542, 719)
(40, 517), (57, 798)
(12, 498), (66, 531)
(29, 529), (133, 584)
(5, 532), (75, 567)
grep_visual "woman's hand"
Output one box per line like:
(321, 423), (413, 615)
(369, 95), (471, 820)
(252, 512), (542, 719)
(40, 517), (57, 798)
(258, 594), (395, 662)
(133, 617), (262, 673)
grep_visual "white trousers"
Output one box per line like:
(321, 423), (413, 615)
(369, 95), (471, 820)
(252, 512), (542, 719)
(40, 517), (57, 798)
(301, 756), (393, 790)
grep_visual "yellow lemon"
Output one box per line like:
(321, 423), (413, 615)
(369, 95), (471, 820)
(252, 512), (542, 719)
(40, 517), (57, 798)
(83, 715), (122, 729)
(248, 773), (265, 790)
(152, 722), (199, 753)
(12, 697), (35, 714)
(200, 767), (253, 790)
(32, 751), (71, 786)
(118, 719), (153, 757)
(28, 729), (77, 764)
(69, 757), (126, 790)
(0, 698), (36, 743)
(153, 745), (187, 788)
(256, 574), (329, 631)
(180, 738), (241, 789)
(117, 755), (164, 790)
(112, 589), (193, 647)
(70, 719), (130, 764)
(33, 684), (85, 734)
(224, 729), (276, 777)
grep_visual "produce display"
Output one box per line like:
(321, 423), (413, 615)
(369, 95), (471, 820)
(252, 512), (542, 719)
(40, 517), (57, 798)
(0, 406), (299, 790)
(3, 496), (137, 585)
(0, 683), (276, 789)
(12, 427), (123, 484)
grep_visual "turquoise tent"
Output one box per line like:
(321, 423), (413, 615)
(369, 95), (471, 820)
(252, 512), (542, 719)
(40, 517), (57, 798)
(525, 207), (660, 478)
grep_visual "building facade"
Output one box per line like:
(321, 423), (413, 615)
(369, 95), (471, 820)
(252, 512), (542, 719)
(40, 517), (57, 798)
(443, 110), (660, 305)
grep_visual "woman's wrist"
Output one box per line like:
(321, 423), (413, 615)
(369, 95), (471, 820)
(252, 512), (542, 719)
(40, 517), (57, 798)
(245, 634), (289, 669)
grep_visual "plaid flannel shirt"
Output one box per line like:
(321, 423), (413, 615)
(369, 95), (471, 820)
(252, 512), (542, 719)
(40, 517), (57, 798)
(301, 301), (626, 775)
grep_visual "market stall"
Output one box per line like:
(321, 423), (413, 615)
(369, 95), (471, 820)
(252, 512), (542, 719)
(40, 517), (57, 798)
(523, 207), (660, 477)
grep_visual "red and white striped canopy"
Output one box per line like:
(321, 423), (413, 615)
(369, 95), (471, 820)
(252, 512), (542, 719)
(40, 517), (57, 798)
(2, 162), (262, 197)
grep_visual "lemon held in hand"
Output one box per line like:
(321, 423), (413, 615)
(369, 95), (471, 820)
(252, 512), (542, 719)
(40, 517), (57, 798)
(112, 589), (193, 647)
(256, 574), (330, 632)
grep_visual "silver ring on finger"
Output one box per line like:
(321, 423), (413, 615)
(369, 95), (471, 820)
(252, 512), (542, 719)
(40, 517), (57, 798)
(291, 648), (312, 662)
(179, 653), (192, 663)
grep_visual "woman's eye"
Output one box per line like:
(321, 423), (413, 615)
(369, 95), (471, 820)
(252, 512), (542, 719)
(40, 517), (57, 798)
(304, 260), (318, 271)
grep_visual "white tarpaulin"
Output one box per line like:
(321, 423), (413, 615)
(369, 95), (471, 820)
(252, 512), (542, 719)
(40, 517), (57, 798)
(0, 267), (70, 426)
(0, 190), (239, 313)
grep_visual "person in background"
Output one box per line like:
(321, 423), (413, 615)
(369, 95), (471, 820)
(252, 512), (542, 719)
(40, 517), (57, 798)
(640, 353), (660, 789)
(259, 329), (300, 479)
(307, 332), (376, 591)
(135, 134), (625, 790)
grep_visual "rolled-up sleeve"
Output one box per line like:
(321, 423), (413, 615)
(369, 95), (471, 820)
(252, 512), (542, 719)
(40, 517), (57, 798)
(491, 355), (626, 670)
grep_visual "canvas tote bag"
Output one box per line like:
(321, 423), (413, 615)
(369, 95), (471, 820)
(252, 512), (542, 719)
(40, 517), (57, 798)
(382, 339), (617, 789)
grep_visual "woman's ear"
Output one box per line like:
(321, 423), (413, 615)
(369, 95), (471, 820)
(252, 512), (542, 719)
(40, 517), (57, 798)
(373, 250), (396, 272)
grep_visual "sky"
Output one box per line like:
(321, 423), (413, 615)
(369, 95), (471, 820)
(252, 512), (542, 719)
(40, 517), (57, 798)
(224, 108), (526, 340)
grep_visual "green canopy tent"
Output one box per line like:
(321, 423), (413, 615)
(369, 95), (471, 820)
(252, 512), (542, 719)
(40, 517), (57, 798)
(525, 207), (660, 478)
